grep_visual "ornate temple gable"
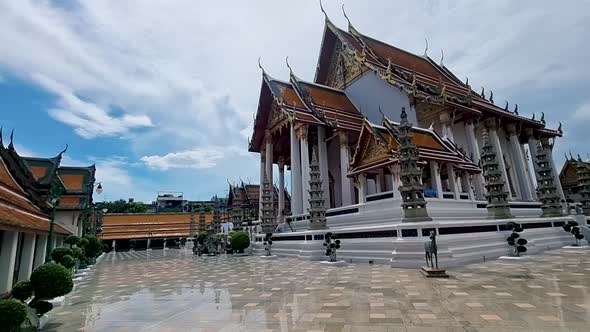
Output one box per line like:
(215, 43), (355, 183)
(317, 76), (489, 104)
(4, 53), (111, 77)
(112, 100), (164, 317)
(350, 121), (391, 170)
(324, 40), (368, 90)
(266, 101), (290, 135)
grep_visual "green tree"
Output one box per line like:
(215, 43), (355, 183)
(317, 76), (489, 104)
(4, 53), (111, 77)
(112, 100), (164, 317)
(95, 199), (148, 214)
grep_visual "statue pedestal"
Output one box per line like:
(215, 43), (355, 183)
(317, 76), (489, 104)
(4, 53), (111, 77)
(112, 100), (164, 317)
(420, 266), (449, 278)
(499, 255), (531, 261)
(320, 260), (347, 266)
(260, 255), (278, 260)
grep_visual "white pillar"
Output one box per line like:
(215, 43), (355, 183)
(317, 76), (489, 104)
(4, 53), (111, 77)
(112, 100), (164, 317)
(389, 165), (402, 198)
(17, 233), (36, 282)
(440, 111), (455, 142)
(265, 131), (274, 190)
(0, 231), (19, 294)
(430, 161), (443, 199)
(465, 120), (486, 200)
(147, 238), (151, 249)
(358, 174), (367, 203)
(376, 169), (384, 193)
(520, 143), (537, 199)
(339, 131), (353, 206)
(278, 159), (285, 222)
(259, 146), (265, 217)
(317, 127), (331, 208)
(299, 125), (311, 213)
(506, 123), (533, 201)
(461, 173), (475, 200)
(290, 122), (303, 214)
(541, 137), (566, 202)
(33, 235), (47, 270)
(485, 118), (512, 199)
(447, 164), (460, 199)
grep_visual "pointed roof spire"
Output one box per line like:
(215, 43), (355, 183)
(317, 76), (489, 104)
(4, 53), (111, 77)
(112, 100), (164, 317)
(423, 38), (429, 57)
(319, 0), (329, 22)
(286, 56), (296, 80)
(8, 129), (14, 149)
(439, 49), (444, 66)
(342, 4), (355, 32)
(258, 57), (267, 77)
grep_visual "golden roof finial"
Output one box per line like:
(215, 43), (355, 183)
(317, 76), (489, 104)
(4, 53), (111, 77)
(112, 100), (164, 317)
(342, 4), (353, 31)
(286, 56), (294, 77)
(258, 57), (267, 76)
(424, 38), (429, 57)
(440, 49), (445, 66)
(319, 0), (328, 21)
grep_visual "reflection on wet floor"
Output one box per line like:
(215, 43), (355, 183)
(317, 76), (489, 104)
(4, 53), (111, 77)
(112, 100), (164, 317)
(46, 248), (590, 331)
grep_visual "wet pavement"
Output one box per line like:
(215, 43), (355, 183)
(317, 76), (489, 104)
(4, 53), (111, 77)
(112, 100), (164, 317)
(46, 248), (590, 331)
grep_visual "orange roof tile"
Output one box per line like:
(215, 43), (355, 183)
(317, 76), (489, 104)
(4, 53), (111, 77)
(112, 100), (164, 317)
(59, 174), (84, 191)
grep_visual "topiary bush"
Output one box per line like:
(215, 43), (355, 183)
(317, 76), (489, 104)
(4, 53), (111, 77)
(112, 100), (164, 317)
(323, 232), (342, 262)
(64, 235), (80, 248)
(79, 237), (89, 248)
(51, 247), (73, 264)
(83, 236), (103, 258)
(196, 233), (207, 245)
(60, 255), (76, 270)
(10, 280), (33, 302)
(506, 222), (527, 256)
(30, 263), (73, 301)
(71, 247), (84, 260)
(231, 231), (250, 253)
(0, 299), (28, 332)
(563, 220), (585, 246)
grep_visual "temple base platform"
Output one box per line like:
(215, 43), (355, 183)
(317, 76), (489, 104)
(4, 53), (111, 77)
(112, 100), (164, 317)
(255, 212), (584, 268)
(320, 260), (347, 266)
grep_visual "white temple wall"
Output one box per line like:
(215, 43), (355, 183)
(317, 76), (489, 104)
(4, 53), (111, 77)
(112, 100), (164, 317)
(451, 121), (468, 152)
(344, 71), (415, 124)
(327, 137), (342, 207)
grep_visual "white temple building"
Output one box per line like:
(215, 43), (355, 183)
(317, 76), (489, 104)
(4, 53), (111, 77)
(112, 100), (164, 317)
(248, 8), (585, 266)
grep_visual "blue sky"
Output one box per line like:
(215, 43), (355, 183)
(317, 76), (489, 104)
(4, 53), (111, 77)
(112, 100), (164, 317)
(1, 0), (589, 202)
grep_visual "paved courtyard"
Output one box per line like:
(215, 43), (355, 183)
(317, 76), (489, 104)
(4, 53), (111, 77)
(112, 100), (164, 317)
(46, 248), (590, 332)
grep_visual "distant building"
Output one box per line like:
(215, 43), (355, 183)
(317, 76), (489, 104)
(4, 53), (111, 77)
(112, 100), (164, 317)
(226, 182), (290, 229)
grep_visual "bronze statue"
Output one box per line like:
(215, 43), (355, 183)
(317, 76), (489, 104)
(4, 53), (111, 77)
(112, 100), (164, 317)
(424, 231), (438, 269)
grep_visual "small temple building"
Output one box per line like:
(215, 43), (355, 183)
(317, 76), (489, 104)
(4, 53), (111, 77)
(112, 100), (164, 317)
(0, 130), (94, 294)
(248, 5), (578, 266)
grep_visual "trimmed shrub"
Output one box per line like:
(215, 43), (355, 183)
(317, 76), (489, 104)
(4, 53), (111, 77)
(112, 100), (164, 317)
(10, 280), (33, 302)
(506, 222), (527, 256)
(60, 255), (76, 269)
(0, 299), (28, 332)
(196, 233), (207, 245)
(231, 231), (250, 253)
(30, 263), (73, 300)
(563, 220), (585, 246)
(51, 247), (73, 264)
(71, 247), (84, 260)
(30, 300), (53, 317)
(83, 236), (103, 258)
(79, 238), (89, 248)
(64, 235), (80, 248)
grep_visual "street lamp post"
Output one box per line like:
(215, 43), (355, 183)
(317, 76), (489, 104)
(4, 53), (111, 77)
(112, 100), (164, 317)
(45, 184), (64, 263)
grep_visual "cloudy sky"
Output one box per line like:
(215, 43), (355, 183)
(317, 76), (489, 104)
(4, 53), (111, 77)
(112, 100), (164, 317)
(0, 0), (589, 202)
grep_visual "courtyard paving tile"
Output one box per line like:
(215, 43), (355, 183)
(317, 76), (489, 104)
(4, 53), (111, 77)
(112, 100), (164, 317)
(44, 248), (590, 331)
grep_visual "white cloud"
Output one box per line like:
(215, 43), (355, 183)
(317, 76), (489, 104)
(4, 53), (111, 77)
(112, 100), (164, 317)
(141, 146), (249, 171)
(0, 0), (589, 197)
(573, 101), (590, 120)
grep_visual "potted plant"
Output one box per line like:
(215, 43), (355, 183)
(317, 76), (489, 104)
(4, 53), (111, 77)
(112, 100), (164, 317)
(563, 220), (585, 246)
(506, 222), (528, 256)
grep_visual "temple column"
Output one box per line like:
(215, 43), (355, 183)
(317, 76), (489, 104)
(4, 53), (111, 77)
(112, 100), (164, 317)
(389, 165), (402, 198)
(461, 173), (475, 200)
(440, 111), (455, 142)
(506, 123), (533, 201)
(429, 161), (443, 199)
(447, 164), (460, 199)
(17, 233), (36, 282)
(265, 130), (274, 192)
(541, 137), (566, 202)
(290, 122), (303, 214)
(465, 120), (485, 200)
(358, 174), (367, 203)
(33, 235), (47, 270)
(339, 131), (353, 206)
(520, 144), (537, 200)
(376, 169), (384, 193)
(278, 158), (285, 222)
(0, 231), (18, 294)
(485, 118), (512, 199)
(259, 145), (265, 217)
(317, 127), (331, 208)
(299, 125), (311, 213)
